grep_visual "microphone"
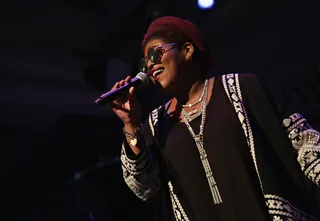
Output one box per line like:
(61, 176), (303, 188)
(94, 72), (149, 105)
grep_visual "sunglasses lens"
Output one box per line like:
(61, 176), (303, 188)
(148, 47), (163, 63)
(139, 59), (148, 73)
(140, 46), (167, 72)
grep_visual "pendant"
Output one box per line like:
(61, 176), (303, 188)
(130, 137), (138, 146)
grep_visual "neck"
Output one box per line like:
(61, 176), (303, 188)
(175, 78), (206, 105)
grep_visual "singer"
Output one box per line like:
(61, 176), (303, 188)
(106, 16), (320, 221)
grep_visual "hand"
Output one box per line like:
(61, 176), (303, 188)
(109, 76), (142, 128)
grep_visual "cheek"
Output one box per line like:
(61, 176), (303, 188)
(162, 53), (182, 68)
(170, 56), (183, 70)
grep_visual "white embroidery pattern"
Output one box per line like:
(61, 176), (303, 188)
(265, 194), (318, 221)
(120, 140), (161, 200)
(121, 144), (151, 175)
(120, 106), (163, 201)
(168, 182), (190, 221)
(148, 105), (162, 137)
(222, 73), (263, 189)
(283, 113), (320, 185)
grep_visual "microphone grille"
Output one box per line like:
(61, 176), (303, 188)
(136, 72), (149, 87)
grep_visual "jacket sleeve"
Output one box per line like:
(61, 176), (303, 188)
(242, 73), (320, 186)
(282, 112), (320, 186)
(120, 115), (162, 201)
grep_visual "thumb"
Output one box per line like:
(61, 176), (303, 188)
(128, 86), (135, 96)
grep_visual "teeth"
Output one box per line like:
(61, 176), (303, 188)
(153, 68), (164, 78)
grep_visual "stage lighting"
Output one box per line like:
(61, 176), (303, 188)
(198, 0), (215, 9)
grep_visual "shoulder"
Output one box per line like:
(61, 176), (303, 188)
(218, 73), (262, 88)
(229, 73), (266, 90)
(219, 73), (270, 102)
(238, 73), (261, 82)
(217, 73), (259, 82)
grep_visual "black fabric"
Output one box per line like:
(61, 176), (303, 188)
(142, 74), (320, 220)
(240, 74), (320, 216)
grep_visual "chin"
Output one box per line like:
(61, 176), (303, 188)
(154, 73), (175, 92)
(155, 80), (167, 89)
(159, 81), (177, 95)
(153, 79), (168, 91)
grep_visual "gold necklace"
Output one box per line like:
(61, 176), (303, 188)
(182, 80), (208, 108)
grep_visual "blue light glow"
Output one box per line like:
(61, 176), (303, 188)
(198, 0), (215, 9)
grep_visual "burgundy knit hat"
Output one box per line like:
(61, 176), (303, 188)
(143, 16), (212, 70)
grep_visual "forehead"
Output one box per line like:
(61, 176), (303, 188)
(143, 38), (168, 55)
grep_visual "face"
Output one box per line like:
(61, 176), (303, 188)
(142, 38), (187, 93)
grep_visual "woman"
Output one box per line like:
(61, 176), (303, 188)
(109, 16), (320, 221)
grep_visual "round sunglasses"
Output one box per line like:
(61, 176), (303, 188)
(139, 43), (177, 73)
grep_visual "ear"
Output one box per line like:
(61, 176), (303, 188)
(182, 42), (195, 61)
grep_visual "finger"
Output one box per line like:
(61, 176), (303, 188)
(110, 102), (130, 113)
(124, 76), (131, 84)
(111, 82), (120, 90)
(119, 79), (125, 87)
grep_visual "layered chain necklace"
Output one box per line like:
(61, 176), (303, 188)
(181, 81), (207, 108)
(178, 79), (223, 204)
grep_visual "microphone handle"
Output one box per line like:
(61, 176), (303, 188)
(95, 77), (141, 105)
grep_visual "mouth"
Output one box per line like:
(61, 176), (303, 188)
(152, 68), (164, 80)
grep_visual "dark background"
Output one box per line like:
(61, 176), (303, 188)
(1, 0), (320, 220)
